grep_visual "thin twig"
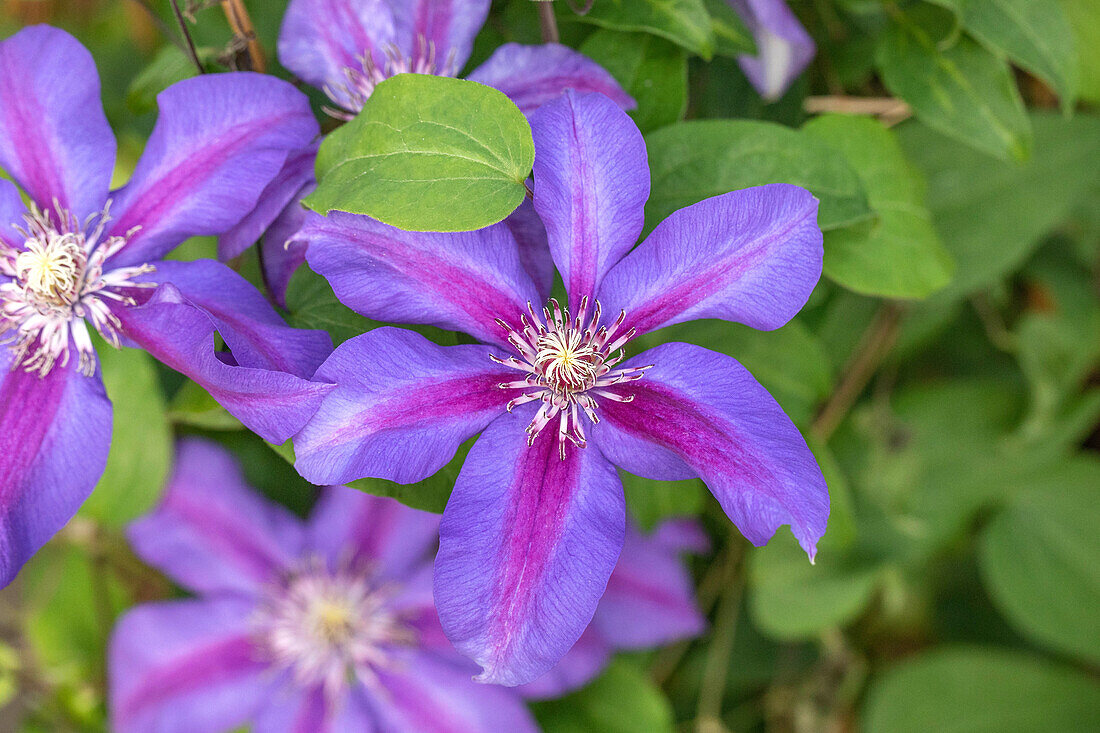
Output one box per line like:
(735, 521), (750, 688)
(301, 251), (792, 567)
(804, 96), (913, 126)
(169, 0), (206, 74)
(811, 303), (905, 444)
(536, 1), (560, 44)
(221, 0), (266, 72)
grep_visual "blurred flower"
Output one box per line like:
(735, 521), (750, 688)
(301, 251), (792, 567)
(728, 0), (816, 101)
(222, 0), (636, 304)
(292, 90), (830, 685)
(0, 25), (334, 588)
(110, 438), (704, 730)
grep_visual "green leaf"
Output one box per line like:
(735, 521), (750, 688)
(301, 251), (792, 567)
(574, 0), (715, 59)
(167, 380), (244, 431)
(876, 10), (1031, 161)
(126, 45), (216, 115)
(307, 75), (534, 232)
(579, 30), (688, 133)
(703, 0), (756, 56)
(532, 658), (675, 733)
(927, 0), (1078, 107)
(1061, 0), (1100, 103)
(621, 472), (705, 531)
(284, 265), (372, 346)
(863, 648), (1100, 733)
(644, 119), (874, 233)
(897, 112), (1100, 299)
(803, 115), (953, 298)
(81, 345), (171, 527)
(980, 458), (1100, 665)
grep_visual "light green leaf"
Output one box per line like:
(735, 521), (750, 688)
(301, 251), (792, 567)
(575, 0), (715, 59)
(863, 648), (1100, 733)
(532, 658), (675, 733)
(980, 458), (1100, 665)
(81, 345), (171, 527)
(644, 119), (874, 233)
(167, 380), (243, 431)
(928, 0), (1078, 107)
(579, 30), (688, 133)
(876, 11), (1031, 161)
(803, 114), (954, 299)
(307, 75), (534, 232)
(126, 45), (216, 115)
(1060, 0), (1100, 103)
(703, 0), (756, 56)
(897, 112), (1100, 299)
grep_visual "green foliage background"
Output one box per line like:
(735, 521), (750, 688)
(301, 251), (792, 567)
(1, 0), (1098, 731)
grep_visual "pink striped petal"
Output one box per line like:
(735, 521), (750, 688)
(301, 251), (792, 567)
(0, 25), (115, 220)
(434, 407), (625, 686)
(595, 342), (828, 559)
(530, 91), (649, 305)
(294, 327), (512, 486)
(253, 684), (377, 733)
(598, 183), (822, 337)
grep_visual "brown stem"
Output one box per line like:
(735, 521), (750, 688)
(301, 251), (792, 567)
(221, 0), (266, 72)
(168, 0), (206, 73)
(803, 96), (913, 126)
(536, 1), (560, 44)
(811, 303), (905, 444)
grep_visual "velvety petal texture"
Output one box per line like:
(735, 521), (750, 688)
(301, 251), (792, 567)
(260, 203), (311, 308)
(434, 407), (626, 686)
(598, 184), (823, 337)
(531, 91), (650, 305)
(109, 599), (271, 733)
(595, 342), (828, 558)
(294, 328), (511, 485)
(113, 285), (333, 444)
(0, 353), (111, 588)
(467, 43), (636, 115)
(387, 0), (491, 73)
(0, 25), (115, 220)
(127, 439), (303, 596)
(0, 178), (25, 248)
(517, 628), (611, 700)
(504, 196), (554, 302)
(729, 0), (816, 101)
(302, 211), (540, 346)
(107, 73), (318, 268)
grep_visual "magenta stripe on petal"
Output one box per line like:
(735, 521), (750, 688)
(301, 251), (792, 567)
(434, 407), (625, 686)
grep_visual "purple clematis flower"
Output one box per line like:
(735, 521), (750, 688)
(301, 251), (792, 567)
(110, 438), (703, 731)
(291, 90), (829, 685)
(220, 0), (635, 302)
(0, 26), (334, 588)
(729, 0), (816, 101)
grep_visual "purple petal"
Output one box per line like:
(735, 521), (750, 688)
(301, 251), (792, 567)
(598, 184), (822, 338)
(434, 407), (625, 686)
(467, 43), (635, 115)
(373, 649), (538, 732)
(278, 0), (396, 95)
(109, 598), (272, 733)
(0, 178), (25, 248)
(141, 259), (332, 378)
(127, 438), (304, 596)
(306, 487), (439, 580)
(294, 327), (510, 485)
(517, 628), (612, 700)
(729, 0), (816, 101)
(219, 143), (317, 261)
(0, 353), (111, 588)
(301, 211), (540, 347)
(253, 684), (376, 733)
(594, 342), (828, 559)
(106, 73), (319, 268)
(530, 91), (649, 305)
(593, 523), (706, 648)
(387, 0), (491, 73)
(505, 196), (554, 302)
(112, 287), (333, 444)
(261, 201), (310, 308)
(653, 517), (712, 554)
(0, 25), (115, 221)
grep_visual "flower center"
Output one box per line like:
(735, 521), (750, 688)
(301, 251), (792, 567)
(492, 297), (651, 459)
(325, 36), (457, 120)
(253, 559), (412, 700)
(0, 202), (152, 377)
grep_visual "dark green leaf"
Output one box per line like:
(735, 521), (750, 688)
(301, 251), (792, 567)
(126, 45), (216, 115)
(532, 658), (675, 733)
(574, 0), (715, 59)
(621, 472), (705, 531)
(284, 266), (372, 346)
(167, 381), (244, 431)
(644, 119), (874, 233)
(307, 75), (534, 232)
(703, 0), (755, 56)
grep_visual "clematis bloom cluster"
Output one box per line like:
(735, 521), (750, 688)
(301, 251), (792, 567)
(292, 90), (830, 685)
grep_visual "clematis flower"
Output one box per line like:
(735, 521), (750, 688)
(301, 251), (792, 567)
(111, 439), (701, 731)
(291, 90), (829, 685)
(220, 0), (635, 302)
(0, 26), (333, 587)
(728, 0), (817, 101)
